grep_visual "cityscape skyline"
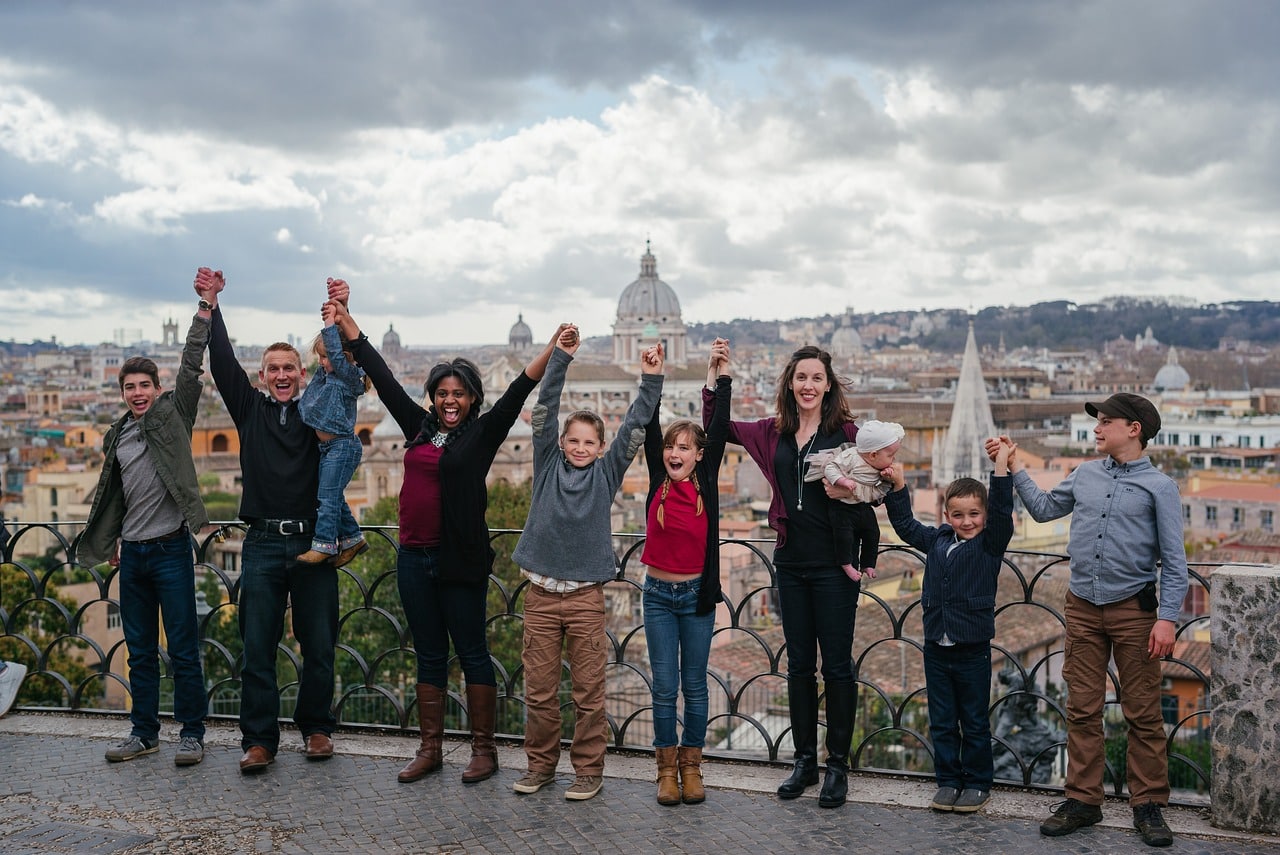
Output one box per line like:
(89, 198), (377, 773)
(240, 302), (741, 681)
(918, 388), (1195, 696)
(2, 3), (1279, 349)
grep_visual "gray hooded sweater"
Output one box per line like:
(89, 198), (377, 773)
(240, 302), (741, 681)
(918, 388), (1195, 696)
(512, 348), (663, 581)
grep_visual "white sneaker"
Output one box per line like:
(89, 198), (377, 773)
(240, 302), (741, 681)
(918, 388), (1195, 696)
(0, 662), (28, 717)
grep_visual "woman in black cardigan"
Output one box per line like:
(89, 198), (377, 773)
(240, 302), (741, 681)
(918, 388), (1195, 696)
(329, 286), (566, 786)
(639, 337), (731, 806)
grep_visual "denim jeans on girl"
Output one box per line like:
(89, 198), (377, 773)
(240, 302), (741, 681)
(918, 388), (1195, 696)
(643, 575), (714, 748)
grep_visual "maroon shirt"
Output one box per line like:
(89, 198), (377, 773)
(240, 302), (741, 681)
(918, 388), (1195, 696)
(400, 442), (444, 547)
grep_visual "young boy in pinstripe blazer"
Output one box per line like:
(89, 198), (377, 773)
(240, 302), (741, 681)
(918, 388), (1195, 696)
(884, 440), (1014, 815)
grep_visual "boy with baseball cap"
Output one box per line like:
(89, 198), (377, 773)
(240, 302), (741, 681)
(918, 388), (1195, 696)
(985, 392), (1187, 847)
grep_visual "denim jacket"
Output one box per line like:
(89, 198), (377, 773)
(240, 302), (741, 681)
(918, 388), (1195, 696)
(298, 325), (366, 436)
(78, 315), (211, 566)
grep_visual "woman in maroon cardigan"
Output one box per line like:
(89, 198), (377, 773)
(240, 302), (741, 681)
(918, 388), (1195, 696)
(330, 285), (567, 786)
(702, 344), (872, 808)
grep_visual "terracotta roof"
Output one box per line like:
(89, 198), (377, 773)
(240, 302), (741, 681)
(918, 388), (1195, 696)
(1184, 484), (1280, 502)
(1163, 639), (1211, 682)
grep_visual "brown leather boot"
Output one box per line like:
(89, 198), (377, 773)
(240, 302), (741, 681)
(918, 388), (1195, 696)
(678, 746), (705, 804)
(398, 683), (444, 783)
(461, 684), (499, 783)
(655, 746), (681, 805)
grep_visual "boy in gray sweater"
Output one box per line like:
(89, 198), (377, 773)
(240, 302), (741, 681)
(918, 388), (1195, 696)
(512, 327), (664, 801)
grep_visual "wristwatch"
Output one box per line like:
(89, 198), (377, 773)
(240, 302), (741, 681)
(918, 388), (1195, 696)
(198, 299), (214, 311)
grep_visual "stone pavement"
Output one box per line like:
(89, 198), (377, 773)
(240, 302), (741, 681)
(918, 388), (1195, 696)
(2, 713), (1277, 854)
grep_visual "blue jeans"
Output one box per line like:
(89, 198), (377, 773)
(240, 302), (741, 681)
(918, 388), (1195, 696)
(238, 528), (338, 752)
(118, 536), (206, 741)
(396, 546), (495, 687)
(776, 564), (859, 684)
(924, 641), (994, 790)
(643, 575), (714, 748)
(311, 435), (364, 554)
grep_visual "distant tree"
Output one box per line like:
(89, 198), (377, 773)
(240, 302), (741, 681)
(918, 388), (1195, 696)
(0, 562), (103, 708)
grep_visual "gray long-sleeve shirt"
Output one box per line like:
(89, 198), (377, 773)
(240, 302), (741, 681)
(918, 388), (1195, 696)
(1011, 456), (1189, 622)
(512, 348), (663, 582)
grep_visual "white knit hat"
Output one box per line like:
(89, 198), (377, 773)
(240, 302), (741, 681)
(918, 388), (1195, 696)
(855, 419), (905, 453)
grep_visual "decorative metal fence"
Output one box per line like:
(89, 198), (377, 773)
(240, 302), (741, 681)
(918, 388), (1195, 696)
(0, 520), (1213, 802)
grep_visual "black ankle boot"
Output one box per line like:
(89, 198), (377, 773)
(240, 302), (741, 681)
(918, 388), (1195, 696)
(818, 763), (848, 807)
(777, 757), (819, 799)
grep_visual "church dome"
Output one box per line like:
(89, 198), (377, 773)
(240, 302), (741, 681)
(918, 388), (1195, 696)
(616, 245), (681, 322)
(382, 324), (402, 354)
(1153, 346), (1191, 392)
(830, 325), (863, 357)
(508, 313), (533, 351)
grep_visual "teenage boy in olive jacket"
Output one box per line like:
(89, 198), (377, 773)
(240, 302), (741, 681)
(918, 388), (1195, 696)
(79, 300), (213, 767)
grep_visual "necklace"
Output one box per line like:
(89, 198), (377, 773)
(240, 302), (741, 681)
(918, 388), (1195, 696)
(430, 431), (448, 448)
(795, 431), (818, 511)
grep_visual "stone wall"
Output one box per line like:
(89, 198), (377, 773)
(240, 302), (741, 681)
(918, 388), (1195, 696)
(1211, 564), (1280, 834)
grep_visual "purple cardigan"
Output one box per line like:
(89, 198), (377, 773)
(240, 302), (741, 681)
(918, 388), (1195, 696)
(701, 386), (858, 548)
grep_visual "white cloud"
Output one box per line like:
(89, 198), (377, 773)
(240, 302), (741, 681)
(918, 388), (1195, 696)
(1, 5), (1279, 346)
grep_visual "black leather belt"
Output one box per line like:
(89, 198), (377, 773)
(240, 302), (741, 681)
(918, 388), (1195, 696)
(128, 524), (188, 545)
(247, 518), (314, 535)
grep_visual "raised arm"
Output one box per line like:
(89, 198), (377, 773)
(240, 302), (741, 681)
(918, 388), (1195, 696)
(328, 297), (423, 438)
(173, 311), (211, 428)
(523, 322), (573, 382)
(983, 443), (1016, 557)
(529, 327), (579, 464)
(604, 344), (664, 486)
(195, 268), (256, 420)
(701, 338), (746, 447)
(320, 320), (365, 397)
(702, 342), (732, 460)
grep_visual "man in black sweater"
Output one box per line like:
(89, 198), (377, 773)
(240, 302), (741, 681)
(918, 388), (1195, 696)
(195, 268), (345, 773)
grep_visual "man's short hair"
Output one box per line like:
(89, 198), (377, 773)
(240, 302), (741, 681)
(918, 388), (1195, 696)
(261, 342), (303, 370)
(118, 356), (160, 390)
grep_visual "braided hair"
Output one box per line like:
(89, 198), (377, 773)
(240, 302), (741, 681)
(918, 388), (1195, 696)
(654, 419), (706, 528)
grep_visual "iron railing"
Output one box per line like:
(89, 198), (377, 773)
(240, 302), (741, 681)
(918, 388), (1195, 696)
(0, 520), (1214, 802)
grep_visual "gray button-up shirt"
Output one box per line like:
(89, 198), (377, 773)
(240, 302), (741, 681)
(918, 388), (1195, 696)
(1012, 456), (1189, 622)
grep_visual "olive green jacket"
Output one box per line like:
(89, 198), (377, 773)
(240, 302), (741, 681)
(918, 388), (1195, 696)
(77, 315), (211, 566)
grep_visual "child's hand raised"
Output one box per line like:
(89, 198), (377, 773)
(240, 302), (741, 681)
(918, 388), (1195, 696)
(321, 300), (338, 327)
(995, 438), (1017, 474)
(641, 343), (665, 374)
(556, 324), (581, 355)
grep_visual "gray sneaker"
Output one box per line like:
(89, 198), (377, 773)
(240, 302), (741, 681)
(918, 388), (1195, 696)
(930, 786), (960, 811)
(565, 775), (603, 801)
(174, 736), (205, 767)
(105, 735), (158, 762)
(953, 788), (990, 813)
(512, 769), (557, 794)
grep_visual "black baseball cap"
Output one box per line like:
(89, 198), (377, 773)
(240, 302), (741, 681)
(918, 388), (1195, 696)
(1085, 393), (1162, 442)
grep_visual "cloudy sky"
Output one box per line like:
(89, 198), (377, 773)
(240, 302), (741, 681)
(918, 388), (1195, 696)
(2, 1), (1277, 349)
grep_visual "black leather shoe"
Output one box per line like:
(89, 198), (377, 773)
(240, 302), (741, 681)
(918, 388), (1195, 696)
(776, 760), (819, 799)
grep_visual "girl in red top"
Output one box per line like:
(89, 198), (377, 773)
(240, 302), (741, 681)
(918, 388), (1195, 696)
(640, 338), (731, 806)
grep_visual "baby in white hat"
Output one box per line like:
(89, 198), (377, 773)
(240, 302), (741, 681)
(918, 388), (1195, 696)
(804, 419), (905, 582)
